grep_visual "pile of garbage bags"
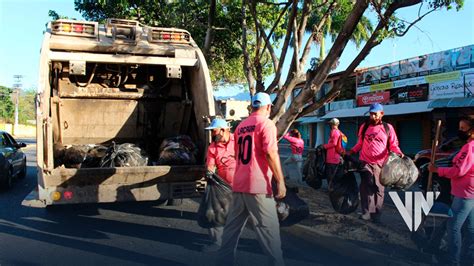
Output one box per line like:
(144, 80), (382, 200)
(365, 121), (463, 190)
(53, 135), (199, 169)
(329, 171), (360, 214)
(197, 171), (233, 228)
(54, 143), (148, 169)
(100, 143), (148, 167)
(157, 135), (197, 165)
(381, 152), (418, 190)
(302, 146), (326, 189)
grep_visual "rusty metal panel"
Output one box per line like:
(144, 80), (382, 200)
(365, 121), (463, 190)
(58, 98), (141, 145)
(44, 165), (206, 187)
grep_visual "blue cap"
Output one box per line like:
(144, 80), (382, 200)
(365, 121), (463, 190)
(205, 118), (230, 130)
(251, 92), (272, 108)
(369, 103), (384, 113)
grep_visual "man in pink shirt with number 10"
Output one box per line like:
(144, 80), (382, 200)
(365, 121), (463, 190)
(217, 92), (286, 266)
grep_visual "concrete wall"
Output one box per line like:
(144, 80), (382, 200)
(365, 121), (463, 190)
(0, 123), (36, 137)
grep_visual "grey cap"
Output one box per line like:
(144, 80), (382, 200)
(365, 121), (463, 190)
(329, 118), (340, 125)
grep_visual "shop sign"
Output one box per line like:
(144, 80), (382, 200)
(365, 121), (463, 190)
(329, 100), (355, 111)
(394, 85), (428, 103)
(429, 74), (474, 99)
(357, 91), (390, 106)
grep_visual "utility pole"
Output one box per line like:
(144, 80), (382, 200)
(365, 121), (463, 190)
(12, 75), (23, 135)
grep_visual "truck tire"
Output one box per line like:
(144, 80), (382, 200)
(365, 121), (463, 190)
(18, 159), (27, 179)
(0, 168), (13, 190)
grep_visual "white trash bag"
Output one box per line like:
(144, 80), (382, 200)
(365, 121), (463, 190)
(381, 152), (418, 190)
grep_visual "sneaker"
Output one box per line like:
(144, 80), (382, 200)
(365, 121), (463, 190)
(201, 243), (221, 252)
(359, 213), (371, 221)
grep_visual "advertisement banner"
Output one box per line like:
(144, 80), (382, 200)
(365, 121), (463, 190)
(429, 74), (474, 99)
(394, 85), (428, 103)
(357, 91), (390, 106)
(329, 99), (355, 111)
(356, 44), (473, 87)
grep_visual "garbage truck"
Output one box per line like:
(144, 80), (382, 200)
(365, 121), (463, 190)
(23, 18), (215, 207)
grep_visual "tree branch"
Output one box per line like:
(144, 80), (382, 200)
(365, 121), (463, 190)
(394, 8), (437, 37)
(266, 0), (298, 92)
(203, 0), (216, 58)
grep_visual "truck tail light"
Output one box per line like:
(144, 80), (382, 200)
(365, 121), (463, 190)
(64, 191), (73, 200)
(51, 19), (98, 38)
(147, 27), (191, 44)
(51, 191), (61, 201)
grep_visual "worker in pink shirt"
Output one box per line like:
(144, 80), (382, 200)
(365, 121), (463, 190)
(203, 118), (236, 252)
(429, 117), (474, 265)
(217, 92), (286, 266)
(348, 103), (403, 223)
(323, 118), (346, 191)
(282, 129), (305, 185)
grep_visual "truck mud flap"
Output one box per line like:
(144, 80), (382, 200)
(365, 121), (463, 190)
(22, 189), (47, 208)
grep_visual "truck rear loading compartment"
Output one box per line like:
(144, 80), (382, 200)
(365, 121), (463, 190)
(29, 18), (215, 207)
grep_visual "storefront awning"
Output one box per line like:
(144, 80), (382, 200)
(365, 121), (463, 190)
(428, 97), (474, 108)
(296, 116), (324, 124)
(321, 101), (433, 119)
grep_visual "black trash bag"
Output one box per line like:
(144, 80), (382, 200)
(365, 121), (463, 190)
(381, 152), (418, 190)
(82, 145), (108, 168)
(302, 146), (325, 189)
(279, 189), (310, 226)
(276, 201), (290, 221)
(275, 187), (310, 226)
(100, 143), (148, 167)
(158, 135), (197, 165)
(329, 171), (359, 214)
(62, 146), (86, 168)
(197, 171), (233, 228)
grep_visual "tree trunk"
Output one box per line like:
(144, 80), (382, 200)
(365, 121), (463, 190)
(203, 0), (216, 58)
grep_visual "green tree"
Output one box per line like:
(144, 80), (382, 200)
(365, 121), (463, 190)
(240, 0), (463, 135)
(18, 89), (36, 124)
(0, 86), (14, 123)
(64, 0), (463, 135)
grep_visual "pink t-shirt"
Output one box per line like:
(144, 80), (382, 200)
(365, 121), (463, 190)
(438, 139), (474, 199)
(324, 129), (344, 164)
(206, 134), (236, 186)
(350, 122), (402, 165)
(283, 133), (304, 155)
(232, 113), (278, 195)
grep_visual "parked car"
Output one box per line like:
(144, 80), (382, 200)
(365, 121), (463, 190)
(0, 131), (27, 189)
(413, 137), (464, 168)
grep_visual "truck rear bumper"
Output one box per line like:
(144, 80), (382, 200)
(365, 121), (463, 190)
(25, 165), (207, 207)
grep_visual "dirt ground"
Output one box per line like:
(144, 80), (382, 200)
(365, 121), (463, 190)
(289, 177), (449, 265)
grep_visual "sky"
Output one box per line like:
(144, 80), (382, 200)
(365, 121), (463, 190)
(0, 0), (473, 95)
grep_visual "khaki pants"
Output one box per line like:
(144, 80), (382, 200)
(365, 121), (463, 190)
(359, 162), (384, 215)
(283, 154), (303, 184)
(217, 193), (284, 266)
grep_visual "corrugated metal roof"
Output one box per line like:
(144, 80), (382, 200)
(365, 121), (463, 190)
(428, 97), (474, 108)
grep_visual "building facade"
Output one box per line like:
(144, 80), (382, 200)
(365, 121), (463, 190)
(297, 44), (474, 157)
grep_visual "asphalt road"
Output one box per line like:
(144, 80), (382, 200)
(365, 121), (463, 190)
(0, 139), (354, 266)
